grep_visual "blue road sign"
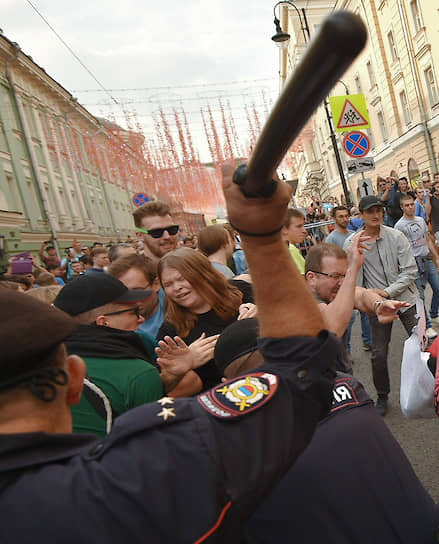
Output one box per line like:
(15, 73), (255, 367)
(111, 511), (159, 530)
(133, 193), (150, 207)
(343, 131), (370, 158)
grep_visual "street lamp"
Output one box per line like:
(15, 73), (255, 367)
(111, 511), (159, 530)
(272, 1), (309, 45)
(271, 1), (352, 208)
(271, 18), (290, 49)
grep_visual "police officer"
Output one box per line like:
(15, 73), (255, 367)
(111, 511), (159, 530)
(0, 163), (338, 543)
(213, 318), (439, 544)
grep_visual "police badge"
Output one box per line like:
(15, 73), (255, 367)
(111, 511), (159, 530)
(197, 372), (278, 419)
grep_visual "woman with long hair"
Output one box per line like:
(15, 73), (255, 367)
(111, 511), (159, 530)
(157, 248), (256, 391)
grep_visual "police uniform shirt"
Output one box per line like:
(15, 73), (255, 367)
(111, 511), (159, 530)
(0, 331), (338, 544)
(245, 374), (439, 544)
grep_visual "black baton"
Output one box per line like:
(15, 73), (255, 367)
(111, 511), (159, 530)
(233, 10), (368, 197)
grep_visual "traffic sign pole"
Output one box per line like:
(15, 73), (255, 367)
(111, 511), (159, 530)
(357, 176), (374, 197)
(324, 100), (352, 208)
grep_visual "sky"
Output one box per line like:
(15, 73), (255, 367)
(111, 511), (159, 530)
(0, 0), (282, 162)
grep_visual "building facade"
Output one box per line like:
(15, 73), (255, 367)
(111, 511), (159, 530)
(278, 0), (439, 205)
(0, 32), (214, 265)
(0, 34), (149, 259)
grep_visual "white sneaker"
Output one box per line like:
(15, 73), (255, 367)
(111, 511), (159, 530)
(430, 317), (439, 325)
(426, 327), (438, 339)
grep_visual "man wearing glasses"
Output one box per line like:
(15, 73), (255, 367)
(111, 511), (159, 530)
(305, 239), (408, 374)
(54, 274), (190, 437)
(133, 201), (180, 262)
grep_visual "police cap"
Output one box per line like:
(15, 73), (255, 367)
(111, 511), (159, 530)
(0, 288), (77, 383)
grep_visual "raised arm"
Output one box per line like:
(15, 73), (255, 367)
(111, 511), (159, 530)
(221, 162), (324, 338)
(38, 242), (46, 261)
(379, 178), (393, 203)
(316, 233), (367, 337)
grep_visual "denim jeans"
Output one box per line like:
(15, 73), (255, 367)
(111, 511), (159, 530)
(346, 310), (371, 352)
(368, 305), (418, 396)
(415, 259), (439, 320)
(360, 311), (372, 345)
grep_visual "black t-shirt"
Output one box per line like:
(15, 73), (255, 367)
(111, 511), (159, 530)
(158, 310), (236, 390)
(157, 280), (253, 391)
(388, 189), (416, 221)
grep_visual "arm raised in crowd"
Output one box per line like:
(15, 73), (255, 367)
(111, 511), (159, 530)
(316, 233), (368, 337)
(221, 162), (324, 338)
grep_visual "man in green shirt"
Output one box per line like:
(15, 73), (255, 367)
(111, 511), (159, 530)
(282, 208), (307, 274)
(54, 274), (185, 437)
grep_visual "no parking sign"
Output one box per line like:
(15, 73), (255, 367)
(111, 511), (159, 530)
(343, 131), (370, 158)
(132, 193), (150, 207)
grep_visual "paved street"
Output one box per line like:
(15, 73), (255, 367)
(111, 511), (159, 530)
(350, 299), (439, 502)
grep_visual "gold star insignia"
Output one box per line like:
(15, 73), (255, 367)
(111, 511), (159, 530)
(157, 407), (176, 421)
(157, 396), (174, 406)
(216, 385), (231, 394)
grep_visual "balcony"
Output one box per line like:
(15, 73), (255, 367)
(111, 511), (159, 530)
(413, 28), (429, 58)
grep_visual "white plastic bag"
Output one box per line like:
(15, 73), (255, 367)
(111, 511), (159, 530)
(400, 299), (436, 418)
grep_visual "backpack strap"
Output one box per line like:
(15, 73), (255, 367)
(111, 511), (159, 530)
(82, 378), (119, 434)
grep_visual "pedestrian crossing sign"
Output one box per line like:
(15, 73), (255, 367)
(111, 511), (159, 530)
(329, 94), (370, 132)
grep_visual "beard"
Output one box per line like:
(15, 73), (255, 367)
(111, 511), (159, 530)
(142, 238), (176, 259)
(314, 284), (338, 304)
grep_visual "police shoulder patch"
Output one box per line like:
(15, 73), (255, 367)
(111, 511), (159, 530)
(197, 372), (278, 419)
(331, 377), (359, 413)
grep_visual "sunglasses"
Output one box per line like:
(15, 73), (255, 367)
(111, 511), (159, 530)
(104, 306), (141, 318)
(136, 225), (180, 239)
(310, 271), (346, 280)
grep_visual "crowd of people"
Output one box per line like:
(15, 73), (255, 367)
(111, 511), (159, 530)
(297, 172), (439, 415)
(1, 166), (439, 541)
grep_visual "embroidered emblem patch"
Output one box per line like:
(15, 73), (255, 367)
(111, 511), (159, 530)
(330, 377), (359, 413)
(197, 372), (278, 418)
